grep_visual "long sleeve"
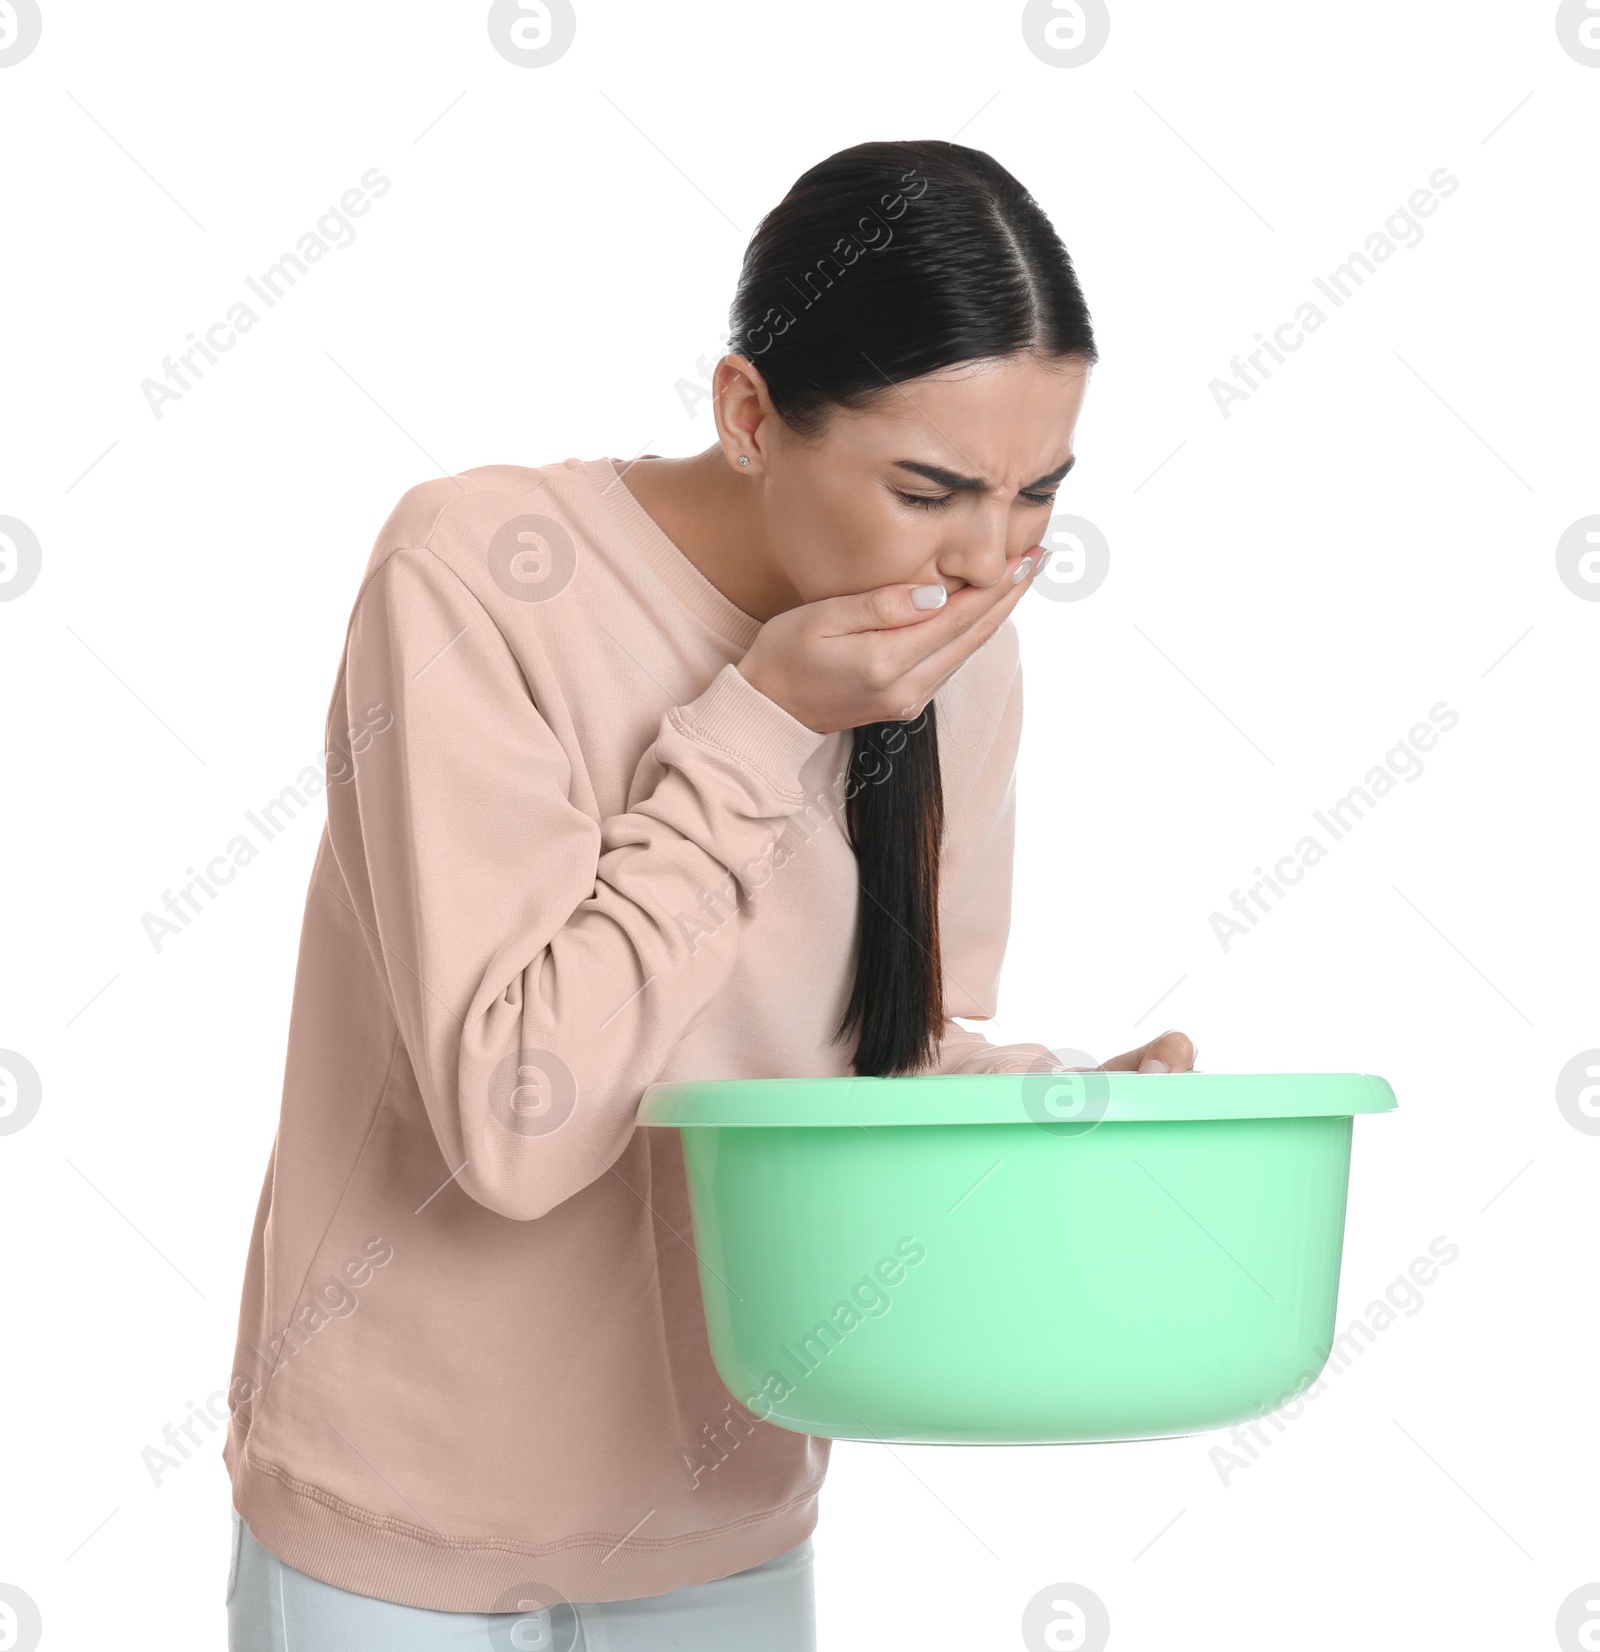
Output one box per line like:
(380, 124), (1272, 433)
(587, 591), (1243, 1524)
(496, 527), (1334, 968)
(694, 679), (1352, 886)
(324, 545), (828, 1220)
(925, 621), (1059, 1077)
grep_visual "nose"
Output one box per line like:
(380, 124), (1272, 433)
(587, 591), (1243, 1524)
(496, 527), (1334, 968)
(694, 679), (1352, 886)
(936, 513), (1013, 590)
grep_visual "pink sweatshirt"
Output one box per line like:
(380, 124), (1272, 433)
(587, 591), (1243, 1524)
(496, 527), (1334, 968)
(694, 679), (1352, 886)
(222, 455), (1055, 1611)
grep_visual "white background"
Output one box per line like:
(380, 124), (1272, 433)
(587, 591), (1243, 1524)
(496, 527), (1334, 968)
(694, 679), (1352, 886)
(2, 2), (1596, 1647)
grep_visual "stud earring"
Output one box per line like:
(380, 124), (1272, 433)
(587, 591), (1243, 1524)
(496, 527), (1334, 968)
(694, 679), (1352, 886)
(737, 455), (750, 466)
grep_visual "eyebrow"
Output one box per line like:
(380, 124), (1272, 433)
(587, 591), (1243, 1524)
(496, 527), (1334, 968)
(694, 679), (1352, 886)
(892, 456), (1076, 493)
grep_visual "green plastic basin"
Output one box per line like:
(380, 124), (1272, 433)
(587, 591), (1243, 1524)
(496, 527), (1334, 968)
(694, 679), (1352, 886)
(635, 1071), (1397, 1444)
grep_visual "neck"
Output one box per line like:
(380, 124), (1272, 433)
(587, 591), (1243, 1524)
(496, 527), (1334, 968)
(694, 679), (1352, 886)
(620, 447), (803, 624)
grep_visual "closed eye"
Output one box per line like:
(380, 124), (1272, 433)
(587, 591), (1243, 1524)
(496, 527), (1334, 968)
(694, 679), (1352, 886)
(893, 487), (1059, 512)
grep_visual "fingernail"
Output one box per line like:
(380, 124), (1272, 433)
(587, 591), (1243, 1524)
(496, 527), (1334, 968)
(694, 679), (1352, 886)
(1011, 557), (1033, 585)
(911, 584), (947, 610)
(1139, 1057), (1169, 1073)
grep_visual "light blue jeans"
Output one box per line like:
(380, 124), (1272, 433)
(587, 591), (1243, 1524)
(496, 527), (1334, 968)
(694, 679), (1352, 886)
(226, 1506), (817, 1650)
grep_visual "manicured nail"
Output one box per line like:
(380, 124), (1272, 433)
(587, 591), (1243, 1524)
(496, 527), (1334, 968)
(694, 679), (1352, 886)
(911, 584), (947, 610)
(1011, 557), (1034, 585)
(1139, 1057), (1169, 1073)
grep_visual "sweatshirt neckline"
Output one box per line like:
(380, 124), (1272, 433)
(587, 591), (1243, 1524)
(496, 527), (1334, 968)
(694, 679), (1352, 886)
(591, 457), (763, 650)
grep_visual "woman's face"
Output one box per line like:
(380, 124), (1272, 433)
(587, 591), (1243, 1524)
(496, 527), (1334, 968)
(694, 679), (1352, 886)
(721, 350), (1091, 605)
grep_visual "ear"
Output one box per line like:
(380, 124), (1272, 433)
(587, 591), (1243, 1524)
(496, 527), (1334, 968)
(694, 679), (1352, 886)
(712, 353), (774, 474)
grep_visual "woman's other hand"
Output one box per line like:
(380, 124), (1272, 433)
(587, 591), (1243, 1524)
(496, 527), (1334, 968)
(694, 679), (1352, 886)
(1097, 1030), (1198, 1074)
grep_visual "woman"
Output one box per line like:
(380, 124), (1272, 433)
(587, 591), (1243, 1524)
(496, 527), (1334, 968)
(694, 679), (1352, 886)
(223, 137), (1196, 1650)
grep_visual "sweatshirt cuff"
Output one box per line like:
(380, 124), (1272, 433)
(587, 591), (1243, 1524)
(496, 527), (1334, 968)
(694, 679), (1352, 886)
(671, 662), (829, 801)
(958, 1041), (1063, 1075)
